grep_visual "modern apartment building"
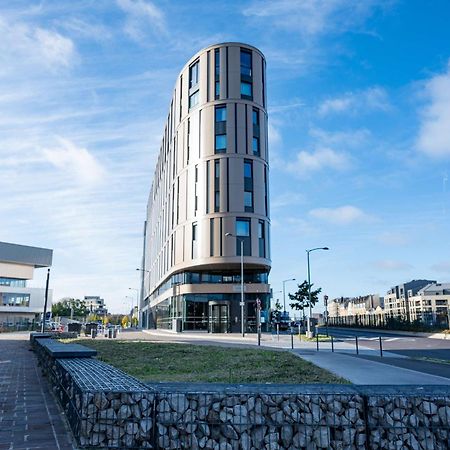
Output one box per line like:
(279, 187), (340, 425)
(84, 296), (108, 316)
(384, 279), (435, 320)
(0, 241), (53, 327)
(408, 283), (450, 324)
(140, 43), (271, 333)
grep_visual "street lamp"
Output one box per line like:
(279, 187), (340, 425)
(282, 278), (296, 313)
(225, 232), (245, 337)
(306, 247), (329, 338)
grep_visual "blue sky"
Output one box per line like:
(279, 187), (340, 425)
(1, 0), (449, 314)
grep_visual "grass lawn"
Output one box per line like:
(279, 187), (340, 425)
(72, 340), (347, 384)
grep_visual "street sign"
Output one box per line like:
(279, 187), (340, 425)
(239, 302), (245, 306)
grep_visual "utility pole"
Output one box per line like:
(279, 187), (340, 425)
(41, 269), (50, 333)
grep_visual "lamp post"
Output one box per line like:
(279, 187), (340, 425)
(306, 247), (329, 338)
(225, 232), (245, 337)
(128, 288), (139, 328)
(282, 278), (296, 313)
(136, 268), (150, 328)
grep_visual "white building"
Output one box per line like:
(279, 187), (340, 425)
(0, 241), (53, 327)
(84, 296), (107, 316)
(408, 283), (450, 325)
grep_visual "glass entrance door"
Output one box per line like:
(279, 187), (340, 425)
(209, 303), (230, 333)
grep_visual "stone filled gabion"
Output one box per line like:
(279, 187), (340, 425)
(367, 396), (450, 450)
(76, 391), (155, 448)
(155, 393), (367, 450)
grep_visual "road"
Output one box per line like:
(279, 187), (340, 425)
(320, 326), (450, 360)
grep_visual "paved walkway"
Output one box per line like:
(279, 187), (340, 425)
(0, 333), (74, 450)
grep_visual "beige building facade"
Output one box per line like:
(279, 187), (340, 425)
(140, 43), (271, 332)
(0, 241), (53, 328)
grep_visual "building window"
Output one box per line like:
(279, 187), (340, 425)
(240, 50), (252, 77)
(0, 293), (30, 307)
(252, 137), (260, 156)
(192, 222), (198, 259)
(240, 49), (253, 100)
(189, 90), (199, 109)
(194, 165), (198, 215)
(0, 277), (26, 287)
(258, 220), (265, 258)
(240, 82), (252, 99)
(236, 217), (251, 256)
(189, 60), (199, 89)
(244, 191), (253, 211)
(187, 118), (191, 164)
(252, 108), (260, 156)
(215, 48), (220, 99)
(215, 105), (227, 153)
(214, 159), (220, 212)
(244, 159), (253, 212)
(210, 218), (214, 257)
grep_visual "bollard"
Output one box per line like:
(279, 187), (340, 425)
(379, 336), (383, 357)
(316, 333), (319, 351)
(355, 336), (359, 355)
(291, 332), (294, 349)
(331, 335), (334, 352)
(108, 328), (113, 339)
(91, 328), (96, 339)
(277, 324), (280, 341)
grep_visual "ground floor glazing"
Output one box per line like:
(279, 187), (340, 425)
(142, 293), (270, 333)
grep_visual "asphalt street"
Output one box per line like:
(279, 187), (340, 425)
(320, 326), (450, 360)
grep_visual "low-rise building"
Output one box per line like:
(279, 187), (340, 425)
(0, 241), (53, 327)
(327, 294), (384, 326)
(384, 279), (435, 320)
(84, 296), (108, 316)
(408, 283), (450, 325)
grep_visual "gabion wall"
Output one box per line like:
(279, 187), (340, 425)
(33, 338), (450, 450)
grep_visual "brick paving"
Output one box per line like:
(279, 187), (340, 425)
(0, 333), (75, 450)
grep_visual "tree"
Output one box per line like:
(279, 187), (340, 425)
(121, 315), (130, 328)
(288, 281), (322, 318)
(52, 298), (88, 318)
(271, 299), (283, 323)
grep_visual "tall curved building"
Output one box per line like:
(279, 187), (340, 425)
(140, 43), (271, 333)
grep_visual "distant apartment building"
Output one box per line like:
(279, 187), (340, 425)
(384, 279), (435, 320)
(408, 283), (450, 324)
(0, 241), (53, 327)
(328, 294), (383, 319)
(140, 42), (271, 333)
(84, 296), (107, 316)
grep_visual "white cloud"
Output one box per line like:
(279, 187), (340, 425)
(417, 60), (450, 157)
(373, 260), (413, 271)
(318, 87), (390, 116)
(116, 0), (166, 41)
(431, 261), (450, 273)
(42, 138), (106, 185)
(309, 127), (371, 146)
(0, 17), (76, 72)
(287, 147), (351, 175)
(243, 0), (389, 37)
(309, 205), (372, 225)
(377, 231), (409, 246)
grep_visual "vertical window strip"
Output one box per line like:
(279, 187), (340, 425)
(225, 46), (229, 98)
(234, 103), (238, 153)
(210, 218), (214, 257)
(179, 75), (183, 121)
(245, 104), (248, 154)
(207, 50), (210, 103)
(226, 158), (230, 212)
(220, 217), (223, 256)
(206, 160), (210, 214)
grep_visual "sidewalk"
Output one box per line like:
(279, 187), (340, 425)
(0, 333), (74, 450)
(294, 350), (450, 385)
